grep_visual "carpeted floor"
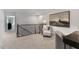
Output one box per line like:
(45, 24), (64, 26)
(2, 34), (56, 49)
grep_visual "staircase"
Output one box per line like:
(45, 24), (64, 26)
(17, 24), (42, 37)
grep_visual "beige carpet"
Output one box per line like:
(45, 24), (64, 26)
(2, 34), (55, 49)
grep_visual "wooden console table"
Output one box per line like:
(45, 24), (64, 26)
(63, 31), (79, 49)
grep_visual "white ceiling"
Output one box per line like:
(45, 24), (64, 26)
(4, 9), (69, 15)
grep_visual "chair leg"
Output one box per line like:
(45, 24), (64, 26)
(69, 46), (72, 49)
(64, 43), (66, 49)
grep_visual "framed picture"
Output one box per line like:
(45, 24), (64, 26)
(5, 16), (15, 32)
(49, 11), (70, 27)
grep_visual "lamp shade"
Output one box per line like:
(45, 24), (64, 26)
(43, 20), (47, 24)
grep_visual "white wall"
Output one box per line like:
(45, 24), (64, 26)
(16, 13), (43, 24)
(70, 9), (79, 27)
(0, 10), (5, 48)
